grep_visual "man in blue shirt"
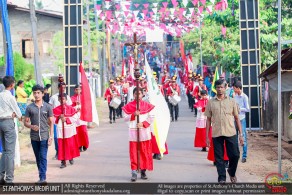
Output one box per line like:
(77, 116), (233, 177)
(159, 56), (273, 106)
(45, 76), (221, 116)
(233, 81), (250, 163)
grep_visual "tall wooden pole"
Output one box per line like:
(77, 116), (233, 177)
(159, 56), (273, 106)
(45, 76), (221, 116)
(29, 0), (42, 85)
(133, 33), (141, 172)
(58, 74), (66, 161)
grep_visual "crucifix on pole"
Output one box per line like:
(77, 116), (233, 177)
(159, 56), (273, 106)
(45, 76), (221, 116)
(124, 32), (147, 172)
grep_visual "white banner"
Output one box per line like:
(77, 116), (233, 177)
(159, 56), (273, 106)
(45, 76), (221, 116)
(145, 57), (170, 154)
(146, 28), (164, 42)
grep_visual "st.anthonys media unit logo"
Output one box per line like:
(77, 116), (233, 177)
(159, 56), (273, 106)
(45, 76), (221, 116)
(265, 173), (288, 193)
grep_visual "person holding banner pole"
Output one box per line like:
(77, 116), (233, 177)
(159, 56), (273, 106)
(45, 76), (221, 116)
(122, 88), (155, 182)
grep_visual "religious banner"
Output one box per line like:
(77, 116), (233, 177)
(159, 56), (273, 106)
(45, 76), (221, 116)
(146, 28), (164, 42)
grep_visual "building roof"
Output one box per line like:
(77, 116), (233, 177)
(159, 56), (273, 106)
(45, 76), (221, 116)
(258, 48), (292, 79)
(7, 1), (62, 19)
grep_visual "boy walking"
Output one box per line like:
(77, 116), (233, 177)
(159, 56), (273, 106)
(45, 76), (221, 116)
(233, 81), (250, 163)
(24, 85), (54, 184)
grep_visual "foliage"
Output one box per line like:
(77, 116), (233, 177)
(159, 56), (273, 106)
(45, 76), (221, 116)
(24, 79), (36, 96)
(182, 6), (241, 75)
(83, 0), (106, 68)
(182, 0), (292, 75)
(49, 31), (65, 74)
(27, 0), (44, 10)
(0, 52), (35, 82)
(23, 78), (50, 96)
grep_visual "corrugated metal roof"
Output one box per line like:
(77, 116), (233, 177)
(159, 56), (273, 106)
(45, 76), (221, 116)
(268, 72), (292, 92)
(258, 48), (292, 79)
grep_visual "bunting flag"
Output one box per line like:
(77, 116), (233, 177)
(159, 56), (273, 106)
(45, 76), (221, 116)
(94, 0), (228, 38)
(145, 57), (170, 155)
(211, 66), (219, 93)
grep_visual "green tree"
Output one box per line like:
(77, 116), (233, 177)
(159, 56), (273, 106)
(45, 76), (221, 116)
(0, 52), (35, 82)
(49, 31), (65, 74)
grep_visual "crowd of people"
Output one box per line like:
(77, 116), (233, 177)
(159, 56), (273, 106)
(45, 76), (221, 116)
(0, 42), (250, 184)
(103, 43), (250, 183)
(0, 76), (90, 184)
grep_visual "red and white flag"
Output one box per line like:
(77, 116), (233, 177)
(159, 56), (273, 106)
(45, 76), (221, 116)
(79, 63), (99, 126)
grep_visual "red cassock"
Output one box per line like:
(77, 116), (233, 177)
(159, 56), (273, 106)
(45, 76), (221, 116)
(71, 94), (89, 149)
(161, 75), (167, 85)
(193, 99), (211, 148)
(151, 133), (169, 155)
(122, 100), (155, 171)
(207, 127), (229, 162)
(53, 105), (80, 161)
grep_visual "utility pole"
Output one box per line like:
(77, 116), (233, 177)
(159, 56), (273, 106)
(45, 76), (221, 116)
(0, 9), (7, 74)
(102, 0), (107, 82)
(29, 0), (42, 85)
(94, 0), (104, 94)
(86, 0), (92, 75)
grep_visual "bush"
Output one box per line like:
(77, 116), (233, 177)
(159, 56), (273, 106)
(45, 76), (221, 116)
(0, 52), (35, 82)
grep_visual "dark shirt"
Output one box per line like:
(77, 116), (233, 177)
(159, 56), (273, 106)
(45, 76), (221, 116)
(43, 93), (50, 103)
(25, 102), (53, 141)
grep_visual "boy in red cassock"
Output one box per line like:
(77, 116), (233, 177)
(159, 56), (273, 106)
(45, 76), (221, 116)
(53, 93), (80, 168)
(122, 88), (155, 182)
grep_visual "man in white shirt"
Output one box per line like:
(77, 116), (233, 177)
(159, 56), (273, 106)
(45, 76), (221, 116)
(0, 76), (22, 184)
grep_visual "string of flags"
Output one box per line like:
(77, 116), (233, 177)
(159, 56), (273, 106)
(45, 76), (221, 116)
(95, 0), (229, 38)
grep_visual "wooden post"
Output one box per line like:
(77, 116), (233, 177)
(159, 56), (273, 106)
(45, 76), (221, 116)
(58, 74), (66, 161)
(29, 0), (42, 85)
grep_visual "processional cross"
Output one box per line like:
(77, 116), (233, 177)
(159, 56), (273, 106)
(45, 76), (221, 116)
(124, 32), (147, 172)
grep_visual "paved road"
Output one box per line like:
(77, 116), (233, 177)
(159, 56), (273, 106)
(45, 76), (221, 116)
(15, 98), (260, 183)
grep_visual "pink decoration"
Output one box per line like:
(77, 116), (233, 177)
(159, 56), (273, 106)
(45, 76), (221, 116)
(200, 0), (206, 5)
(206, 5), (213, 14)
(115, 4), (120, 10)
(198, 6), (204, 14)
(221, 0), (228, 11)
(106, 10), (112, 20)
(192, 0), (199, 6)
(162, 2), (168, 8)
(95, 5), (101, 10)
(134, 4), (140, 8)
(171, 0), (178, 8)
(143, 3), (149, 9)
(125, 4), (130, 10)
(215, 2), (222, 10)
(221, 26), (227, 37)
(142, 10), (148, 16)
(124, 11), (129, 17)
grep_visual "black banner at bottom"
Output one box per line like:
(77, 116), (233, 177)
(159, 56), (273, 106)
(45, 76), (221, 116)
(0, 183), (291, 194)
